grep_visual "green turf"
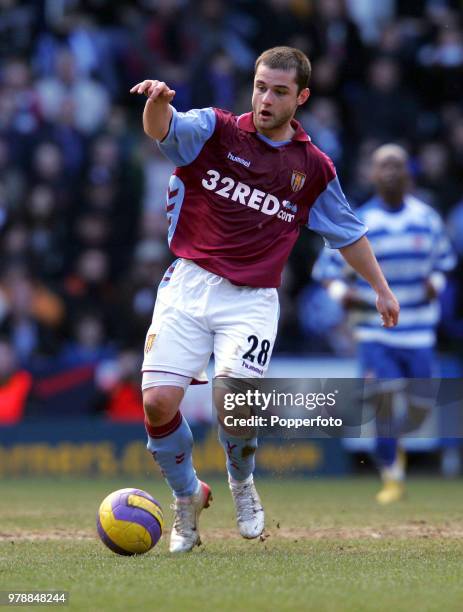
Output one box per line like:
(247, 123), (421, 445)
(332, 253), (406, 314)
(2, 477), (463, 611)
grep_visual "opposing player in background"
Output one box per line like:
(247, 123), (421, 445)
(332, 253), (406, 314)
(130, 47), (399, 552)
(313, 144), (455, 504)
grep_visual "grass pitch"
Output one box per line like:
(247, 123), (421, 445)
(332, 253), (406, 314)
(2, 477), (463, 611)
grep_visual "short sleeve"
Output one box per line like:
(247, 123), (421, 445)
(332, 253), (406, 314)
(307, 176), (367, 248)
(158, 107), (216, 166)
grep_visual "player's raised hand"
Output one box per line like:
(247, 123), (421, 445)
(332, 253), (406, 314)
(130, 80), (176, 103)
(376, 288), (400, 328)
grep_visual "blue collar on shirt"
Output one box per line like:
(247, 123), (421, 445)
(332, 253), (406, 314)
(256, 133), (291, 147)
(237, 111), (311, 142)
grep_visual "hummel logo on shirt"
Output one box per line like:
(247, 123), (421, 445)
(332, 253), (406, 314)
(227, 152), (251, 167)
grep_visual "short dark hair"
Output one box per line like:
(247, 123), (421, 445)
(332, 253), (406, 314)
(255, 46), (311, 93)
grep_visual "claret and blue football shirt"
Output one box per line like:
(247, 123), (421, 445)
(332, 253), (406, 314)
(157, 106), (367, 288)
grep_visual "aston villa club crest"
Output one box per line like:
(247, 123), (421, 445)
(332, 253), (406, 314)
(145, 334), (157, 353)
(291, 170), (306, 192)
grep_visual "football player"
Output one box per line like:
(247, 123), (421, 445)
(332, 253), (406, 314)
(313, 144), (455, 503)
(131, 47), (399, 551)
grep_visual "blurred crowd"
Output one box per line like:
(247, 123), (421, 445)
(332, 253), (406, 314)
(1, 0), (463, 419)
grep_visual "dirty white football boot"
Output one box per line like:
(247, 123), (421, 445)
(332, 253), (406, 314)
(169, 481), (212, 553)
(229, 475), (264, 539)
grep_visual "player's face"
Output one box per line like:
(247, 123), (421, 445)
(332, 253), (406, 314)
(372, 155), (409, 197)
(252, 65), (310, 138)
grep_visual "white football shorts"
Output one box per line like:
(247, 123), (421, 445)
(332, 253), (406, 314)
(142, 259), (279, 383)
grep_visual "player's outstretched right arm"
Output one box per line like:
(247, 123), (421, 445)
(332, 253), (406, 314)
(130, 80), (176, 141)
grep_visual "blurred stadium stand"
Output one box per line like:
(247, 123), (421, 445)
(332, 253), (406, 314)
(0, 0), (462, 434)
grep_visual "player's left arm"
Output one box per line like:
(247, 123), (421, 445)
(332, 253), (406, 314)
(307, 173), (399, 327)
(425, 210), (457, 299)
(338, 235), (399, 327)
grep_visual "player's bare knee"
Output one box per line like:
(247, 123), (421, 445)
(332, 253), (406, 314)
(143, 386), (183, 425)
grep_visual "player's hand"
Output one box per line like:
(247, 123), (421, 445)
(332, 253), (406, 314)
(129, 80), (176, 103)
(425, 278), (439, 301)
(376, 288), (400, 327)
(343, 287), (370, 310)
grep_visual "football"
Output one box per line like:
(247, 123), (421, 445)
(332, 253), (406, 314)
(96, 488), (164, 555)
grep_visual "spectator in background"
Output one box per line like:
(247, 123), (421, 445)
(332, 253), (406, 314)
(0, 0), (36, 58)
(417, 24), (463, 105)
(0, 338), (32, 424)
(25, 184), (67, 279)
(104, 350), (144, 422)
(415, 141), (461, 212)
(59, 312), (115, 370)
(65, 9), (130, 99)
(72, 211), (111, 257)
(28, 312), (116, 418)
(0, 264), (64, 365)
(115, 237), (170, 350)
(186, 0), (253, 107)
(308, 0), (366, 82)
(346, 0), (395, 44)
(63, 249), (115, 336)
(253, 0), (305, 51)
(30, 142), (75, 220)
(352, 56), (418, 142)
(309, 55), (342, 100)
(40, 96), (86, 179)
(300, 97), (344, 166)
(144, 0), (189, 65)
(0, 57), (42, 167)
(1, 222), (31, 268)
(0, 136), (25, 211)
(36, 48), (110, 134)
(81, 133), (142, 273)
(1, 57), (40, 135)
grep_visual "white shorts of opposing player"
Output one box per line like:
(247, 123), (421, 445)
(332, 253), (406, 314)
(142, 258), (279, 382)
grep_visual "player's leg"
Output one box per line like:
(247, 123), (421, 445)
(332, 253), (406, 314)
(143, 375), (212, 553)
(216, 387), (261, 538)
(374, 347), (435, 504)
(359, 342), (406, 503)
(142, 259), (213, 552)
(401, 346), (435, 433)
(212, 282), (279, 538)
(143, 377), (199, 499)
